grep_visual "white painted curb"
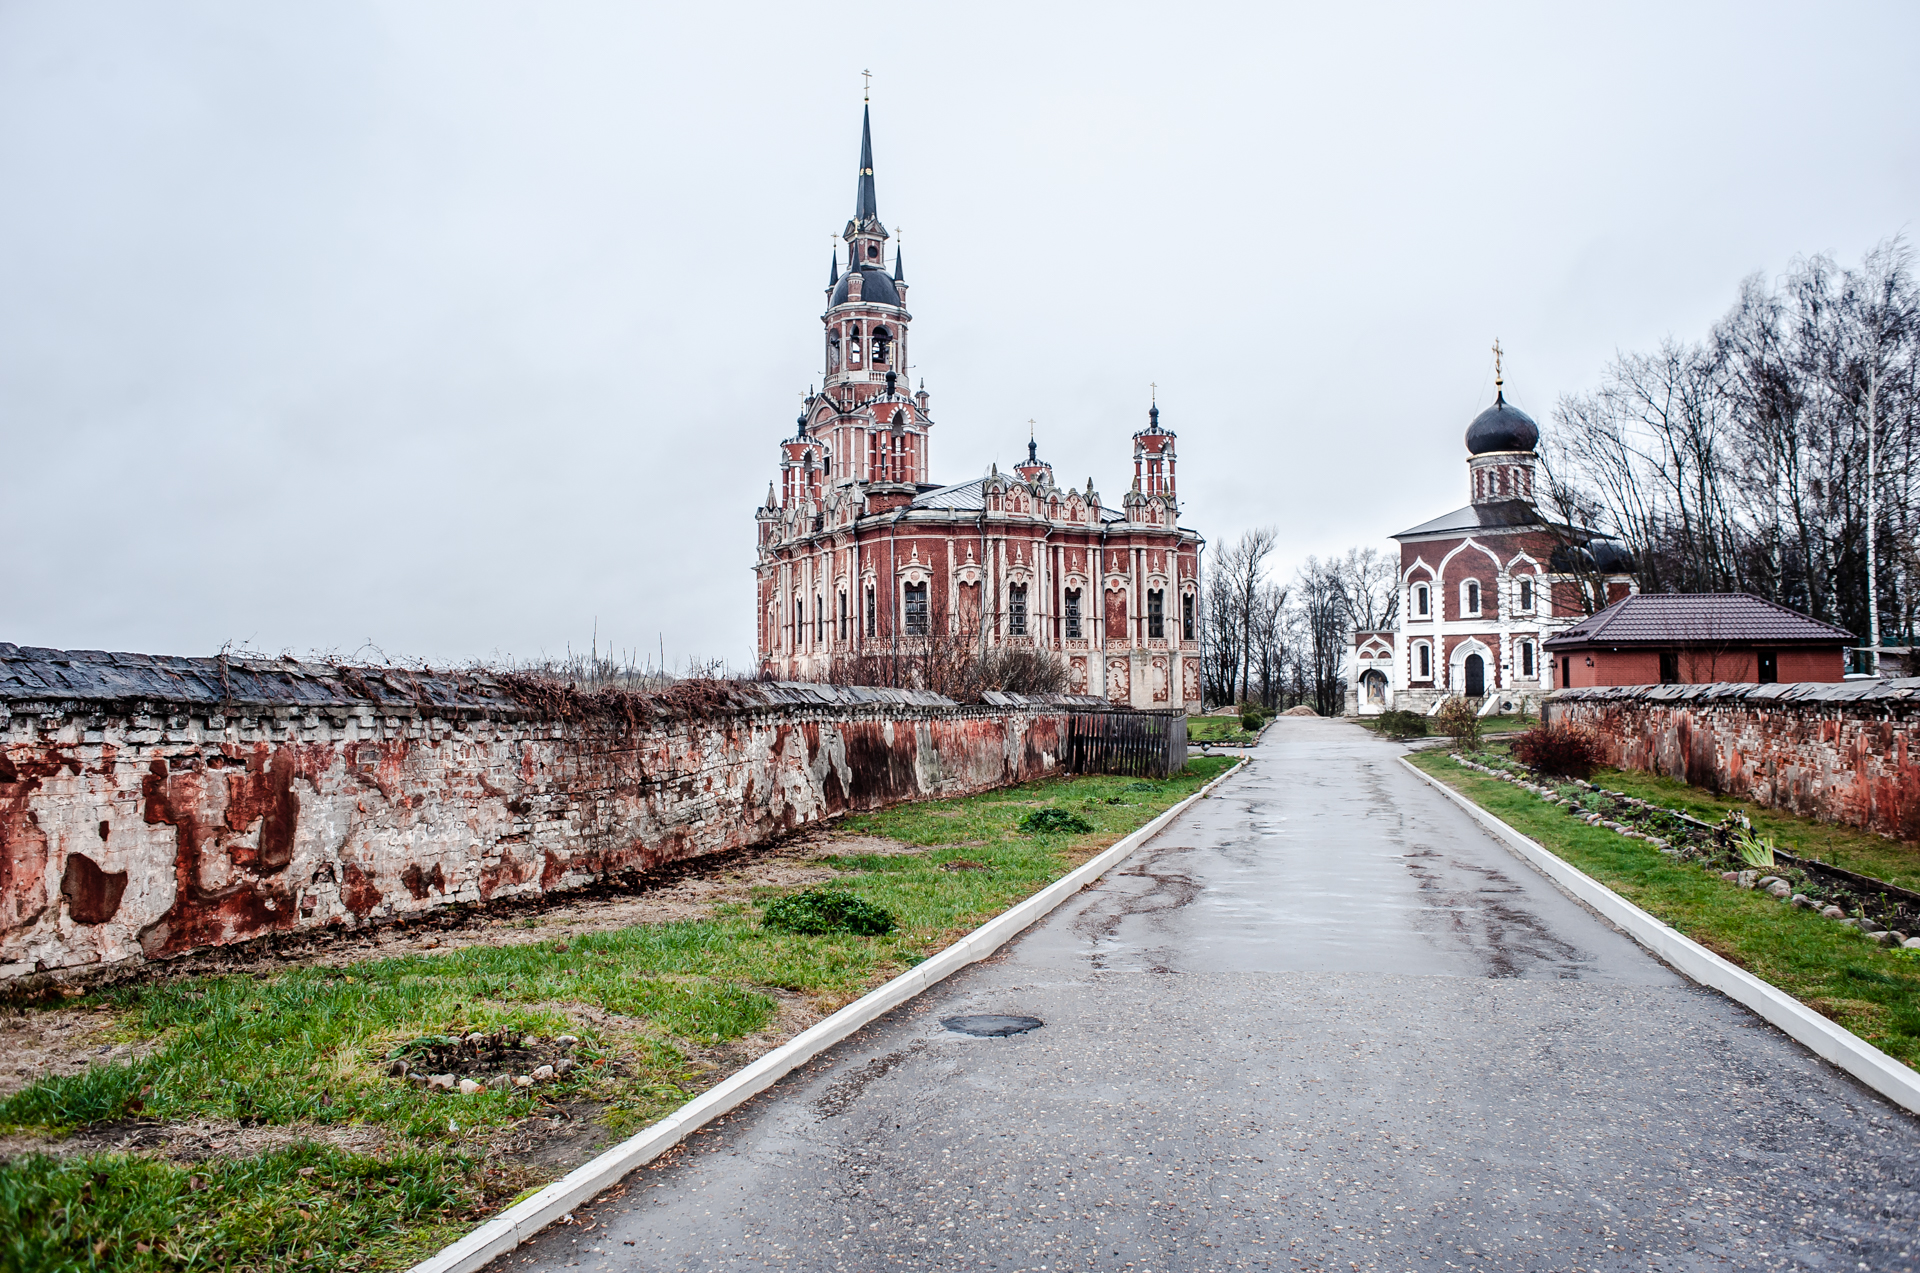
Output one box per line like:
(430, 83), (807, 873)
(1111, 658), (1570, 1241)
(1400, 755), (1920, 1116)
(410, 758), (1249, 1273)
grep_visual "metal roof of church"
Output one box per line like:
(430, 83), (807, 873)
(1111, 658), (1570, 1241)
(1392, 499), (1542, 538)
(1542, 593), (1854, 649)
(908, 478), (1126, 521)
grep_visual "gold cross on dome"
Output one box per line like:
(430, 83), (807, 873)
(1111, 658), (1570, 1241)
(862, 69), (871, 101)
(1492, 338), (1504, 387)
(1149, 381), (1157, 403)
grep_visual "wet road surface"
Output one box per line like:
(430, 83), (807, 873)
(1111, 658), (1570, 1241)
(501, 719), (1920, 1272)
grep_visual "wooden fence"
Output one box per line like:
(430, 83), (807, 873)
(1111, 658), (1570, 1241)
(1066, 709), (1189, 778)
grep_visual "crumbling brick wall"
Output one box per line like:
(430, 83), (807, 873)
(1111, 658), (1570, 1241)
(1, 647), (1078, 985)
(1545, 681), (1920, 841)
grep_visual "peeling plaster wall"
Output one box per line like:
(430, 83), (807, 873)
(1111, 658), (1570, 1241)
(1546, 682), (1920, 842)
(1, 702), (1066, 983)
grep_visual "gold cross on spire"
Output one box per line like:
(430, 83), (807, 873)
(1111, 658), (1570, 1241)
(1149, 381), (1157, 403)
(862, 69), (871, 102)
(1492, 338), (1504, 388)
(1028, 418), (1035, 438)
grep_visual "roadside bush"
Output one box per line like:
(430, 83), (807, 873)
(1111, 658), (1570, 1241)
(761, 887), (896, 936)
(1240, 710), (1265, 732)
(1019, 808), (1095, 836)
(1510, 723), (1603, 778)
(1377, 709), (1428, 739)
(1433, 697), (1482, 751)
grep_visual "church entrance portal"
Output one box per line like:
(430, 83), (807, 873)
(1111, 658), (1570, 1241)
(1464, 653), (1485, 698)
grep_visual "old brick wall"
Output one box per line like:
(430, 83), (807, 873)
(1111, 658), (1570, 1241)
(1545, 680), (1920, 841)
(1, 647), (1083, 985)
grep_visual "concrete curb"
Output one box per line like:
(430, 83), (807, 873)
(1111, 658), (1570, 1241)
(409, 757), (1250, 1273)
(1400, 755), (1920, 1117)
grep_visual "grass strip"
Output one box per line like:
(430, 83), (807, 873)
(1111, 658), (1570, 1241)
(1409, 748), (1920, 1069)
(1186, 716), (1258, 745)
(1566, 763), (1920, 895)
(1, 757), (1232, 1273)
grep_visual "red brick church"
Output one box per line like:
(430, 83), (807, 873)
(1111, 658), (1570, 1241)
(754, 107), (1204, 709)
(1346, 361), (1637, 715)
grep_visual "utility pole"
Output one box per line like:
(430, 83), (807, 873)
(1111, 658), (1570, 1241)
(1867, 366), (1882, 676)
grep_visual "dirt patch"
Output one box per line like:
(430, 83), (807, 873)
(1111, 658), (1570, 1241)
(0, 1115), (392, 1165)
(0, 1006), (159, 1100)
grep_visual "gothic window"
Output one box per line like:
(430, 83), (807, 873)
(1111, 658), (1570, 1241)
(839, 592), (848, 641)
(1416, 642), (1431, 679)
(1064, 588), (1083, 639)
(794, 599), (804, 645)
(872, 326), (891, 366)
(1522, 641), (1535, 677)
(865, 585), (876, 637)
(815, 594), (824, 642)
(904, 582), (929, 636)
(848, 329), (863, 366)
(827, 333), (840, 372)
(1008, 584), (1028, 636)
(1415, 584), (1429, 617)
(1518, 577), (1534, 611)
(1182, 592), (1195, 641)
(1464, 581), (1481, 616)
(1147, 589), (1165, 638)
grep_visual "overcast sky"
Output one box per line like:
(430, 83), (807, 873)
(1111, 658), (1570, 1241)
(3, 2), (1916, 670)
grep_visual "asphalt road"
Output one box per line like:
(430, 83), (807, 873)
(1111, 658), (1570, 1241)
(501, 719), (1920, 1273)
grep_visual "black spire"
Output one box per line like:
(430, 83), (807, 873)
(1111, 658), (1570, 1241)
(828, 249), (838, 286)
(854, 105), (878, 222)
(892, 244), (904, 281)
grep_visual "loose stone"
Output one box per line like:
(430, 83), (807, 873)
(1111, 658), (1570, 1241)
(1766, 881), (1791, 899)
(1822, 905), (1847, 920)
(458, 1078), (486, 1095)
(531, 1065), (556, 1082)
(1791, 894), (1815, 908)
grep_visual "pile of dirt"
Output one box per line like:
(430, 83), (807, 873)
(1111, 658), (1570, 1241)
(1282, 705), (1319, 717)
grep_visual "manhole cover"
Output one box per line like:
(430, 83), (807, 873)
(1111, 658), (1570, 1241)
(942, 1014), (1043, 1037)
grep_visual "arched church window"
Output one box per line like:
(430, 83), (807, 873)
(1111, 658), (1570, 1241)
(872, 326), (891, 366)
(828, 333), (840, 371)
(848, 329), (863, 366)
(1465, 581), (1481, 615)
(1415, 584), (1429, 617)
(1518, 578), (1534, 610)
(1417, 642), (1431, 678)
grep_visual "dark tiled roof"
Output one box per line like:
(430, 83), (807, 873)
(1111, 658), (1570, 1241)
(1542, 593), (1854, 649)
(1393, 500), (1543, 538)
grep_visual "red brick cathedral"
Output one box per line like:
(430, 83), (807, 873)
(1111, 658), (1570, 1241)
(755, 107), (1204, 709)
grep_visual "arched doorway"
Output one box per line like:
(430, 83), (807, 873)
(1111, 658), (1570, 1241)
(1463, 653), (1486, 698)
(1361, 669), (1387, 707)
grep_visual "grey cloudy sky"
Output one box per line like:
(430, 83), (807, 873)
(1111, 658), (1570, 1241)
(4, 2), (1916, 669)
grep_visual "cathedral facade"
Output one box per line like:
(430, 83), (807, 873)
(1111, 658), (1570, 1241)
(1347, 371), (1637, 716)
(754, 108), (1204, 710)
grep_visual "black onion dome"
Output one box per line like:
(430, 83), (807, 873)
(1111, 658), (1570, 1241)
(830, 266), (900, 308)
(1465, 392), (1539, 454)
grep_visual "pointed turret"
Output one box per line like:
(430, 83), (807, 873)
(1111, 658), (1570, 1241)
(855, 105), (878, 223)
(893, 245), (905, 281)
(829, 250), (839, 287)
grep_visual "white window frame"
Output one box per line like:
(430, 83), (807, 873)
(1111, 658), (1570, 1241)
(1516, 575), (1536, 613)
(1461, 580), (1482, 618)
(1414, 640), (1432, 680)
(1413, 583), (1430, 618)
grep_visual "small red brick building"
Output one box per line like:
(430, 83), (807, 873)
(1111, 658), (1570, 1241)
(754, 107), (1204, 708)
(1542, 593), (1852, 688)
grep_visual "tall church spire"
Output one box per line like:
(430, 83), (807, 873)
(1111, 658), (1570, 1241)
(855, 105), (878, 223)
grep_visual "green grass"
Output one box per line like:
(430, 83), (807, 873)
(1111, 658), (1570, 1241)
(1410, 749), (1920, 1069)
(1187, 716), (1259, 745)
(1569, 764), (1920, 894)
(1351, 712), (1534, 737)
(0, 757), (1234, 1273)
(0, 1143), (488, 1273)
